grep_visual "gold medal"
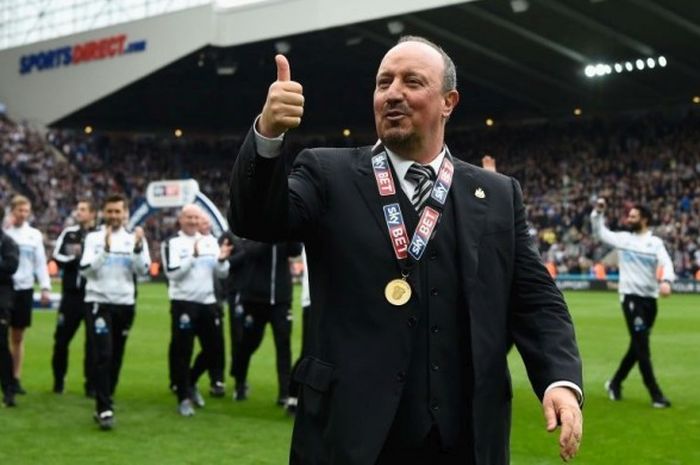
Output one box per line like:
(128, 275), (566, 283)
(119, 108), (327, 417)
(385, 279), (412, 306)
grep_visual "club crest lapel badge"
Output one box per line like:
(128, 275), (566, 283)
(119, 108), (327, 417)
(474, 188), (486, 199)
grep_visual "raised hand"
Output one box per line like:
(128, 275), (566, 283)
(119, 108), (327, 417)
(595, 197), (606, 213)
(481, 155), (497, 172)
(257, 54), (304, 138)
(133, 226), (145, 251)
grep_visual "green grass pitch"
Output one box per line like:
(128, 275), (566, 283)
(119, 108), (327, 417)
(1, 285), (698, 464)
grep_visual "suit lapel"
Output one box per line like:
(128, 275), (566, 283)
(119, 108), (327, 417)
(353, 148), (400, 258)
(451, 160), (489, 289)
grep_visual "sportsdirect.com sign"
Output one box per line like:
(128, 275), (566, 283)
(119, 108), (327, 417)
(19, 34), (146, 75)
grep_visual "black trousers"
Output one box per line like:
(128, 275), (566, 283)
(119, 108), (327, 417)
(611, 294), (663, 397)
(232, 301), (292, 399)
(228, 292), (244, 378)
(0, 306), (13, 396)
(375, 425), (474, 465)
(52, 292), (94, 390)
(191, 303), (225, 387)
(85, 302), (135, 413)
(170, 300), (219, 402)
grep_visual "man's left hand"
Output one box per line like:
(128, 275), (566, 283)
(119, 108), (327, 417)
(542, 387), (583, 462)
(219, 239), (233, 260)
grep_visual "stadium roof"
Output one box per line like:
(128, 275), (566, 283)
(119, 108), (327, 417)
(54, 0), (700, 134)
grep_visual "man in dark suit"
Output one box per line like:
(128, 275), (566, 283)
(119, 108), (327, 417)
(230, 36), (583, 465)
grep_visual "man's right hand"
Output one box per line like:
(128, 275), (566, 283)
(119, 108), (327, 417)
(257, 54), (304, 138)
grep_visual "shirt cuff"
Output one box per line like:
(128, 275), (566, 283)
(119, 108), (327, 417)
(545, 381), (583, 406)
(253, 114), (284, 158)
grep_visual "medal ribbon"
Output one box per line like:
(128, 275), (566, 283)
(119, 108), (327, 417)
(372, 148), (454, 273)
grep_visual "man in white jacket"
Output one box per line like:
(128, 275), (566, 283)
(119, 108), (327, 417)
(3, 195), (50, 395)
(80, 194), (150, 429)
(162, 204), (232, 416)
(590, 199), (674, 408)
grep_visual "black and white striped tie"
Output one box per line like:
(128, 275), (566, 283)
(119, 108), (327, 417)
(405, 163), (436, 212)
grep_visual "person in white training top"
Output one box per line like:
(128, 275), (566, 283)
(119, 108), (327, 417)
(80, 194), (150, 430)
(590, 199), (675, 408)
(162, 204), (232, 416)
(3, 195), (50, 395)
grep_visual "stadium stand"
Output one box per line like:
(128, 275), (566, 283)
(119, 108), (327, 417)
(1, 109), (699, 279)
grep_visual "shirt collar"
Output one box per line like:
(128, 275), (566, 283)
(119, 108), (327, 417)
(384, 145), (446, 181)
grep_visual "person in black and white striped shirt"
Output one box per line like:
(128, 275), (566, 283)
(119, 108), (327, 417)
(591, 199), (675, 408)
(51, 200), (97, 396)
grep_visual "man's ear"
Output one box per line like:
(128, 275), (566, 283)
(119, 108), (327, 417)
(442, 89), (460, 120)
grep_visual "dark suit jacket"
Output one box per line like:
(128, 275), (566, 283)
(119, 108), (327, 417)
(229, 129), (583, 465)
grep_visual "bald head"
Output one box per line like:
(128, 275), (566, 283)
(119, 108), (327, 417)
(179, 204), (202, 235)
(396, 36), (456, 92)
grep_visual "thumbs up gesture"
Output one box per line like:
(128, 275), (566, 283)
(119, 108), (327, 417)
(257, 55), (304, 138)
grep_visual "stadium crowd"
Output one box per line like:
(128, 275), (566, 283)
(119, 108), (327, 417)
(3, 109), (699, 279)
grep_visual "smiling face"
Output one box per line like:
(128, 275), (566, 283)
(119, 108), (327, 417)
(373, 41), (459, 162)
(103, 200), (126, 230)
(179, 205), (201, 236)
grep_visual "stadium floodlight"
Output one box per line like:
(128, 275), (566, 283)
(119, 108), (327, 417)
(216, 63), (237, 76)
(84, 126), (93, 134)
(574, 108), (582, 116)
(584, 54), (668, 78)
(174, 129), (183, 138)
(693, 96), (700, 104)
(510, 0), (530, 13)
(485, 118), (494, 127)
(387, 21), (405, 35)
(345, 36), (363, 46)
(274, 40), (291, 54)
(342, 129), (351, 137)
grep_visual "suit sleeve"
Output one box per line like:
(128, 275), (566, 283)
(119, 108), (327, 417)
(0, 236), (19, 276)
(509, 178), (583, 400)
(229, 128), (325, 242)
(287, 242), (303, 257)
